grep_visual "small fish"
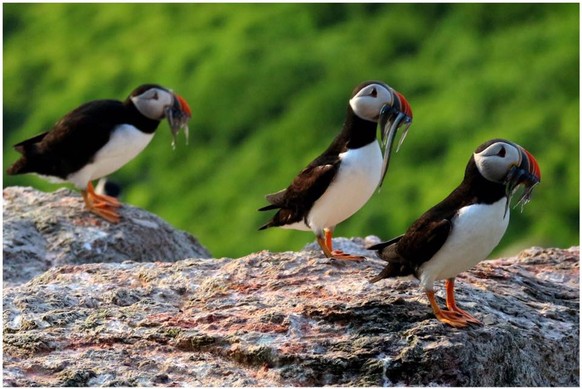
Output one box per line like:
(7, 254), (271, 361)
(378, 99), (413, 188)
(165, 94), (191, 150)
(504, 165), (540, 216)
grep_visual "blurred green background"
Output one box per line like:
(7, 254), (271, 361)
(3, 3), (579, 259)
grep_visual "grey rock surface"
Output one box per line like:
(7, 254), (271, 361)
(3, 186), (211, 287)
(3, 218), (579, 387)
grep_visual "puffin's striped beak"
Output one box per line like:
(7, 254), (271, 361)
(505, 145), (541, 213)
(378, 90), (413, 188)
(518, 146), (541, 182)
(166, 93), (192, 149)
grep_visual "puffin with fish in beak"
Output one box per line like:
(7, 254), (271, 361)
(6, 83), (191, 223)
(369, 139), (541, 328)
(259, 80), (413, 260)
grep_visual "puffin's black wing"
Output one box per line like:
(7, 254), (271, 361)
(259, 155), (341, 229)
(369, 218), (452, 282)
(368, 211), (454, 267)
(396, 217), (452, 267)
(7, 100), (125, 178)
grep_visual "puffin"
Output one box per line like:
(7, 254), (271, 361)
(6, 84), (191, 223)
(259, 81), (413, 260)
(368, 139), (541, 328)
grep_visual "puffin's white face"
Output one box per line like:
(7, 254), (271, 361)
(349, 83), (394, 122)
(474, 141), (522, 183)
(131, 87), (174, 120)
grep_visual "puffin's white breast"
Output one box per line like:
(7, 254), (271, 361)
(67, 124), (154, 188)
(306, 141), (382, 231)
(418, 198), (510, 290)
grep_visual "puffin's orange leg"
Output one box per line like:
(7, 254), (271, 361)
(317, 235), (335, 258)
(325, 229), (333, 252)
(445, 279), (481, 325)
(87, 181), (120, 207)
(320, 229), (365, 262)
(82, 182), (121, 223)
(426, 290), (473, 328)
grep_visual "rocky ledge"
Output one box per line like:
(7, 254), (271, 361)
(2, 187), (580, 386)
(3, 186), (211, 287)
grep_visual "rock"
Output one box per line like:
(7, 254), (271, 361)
(3, 186), (211, 287)
(3, 226), (579, 387)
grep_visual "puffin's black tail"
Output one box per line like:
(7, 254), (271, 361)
(258, 209), (286, 231)
(367, 234), (404, 254)
(7, 131), (49, 175)
(368, 234), (414, 282)
(258, 221), (272, 231)
(6, 156), (35, 175)
(369, 262), (414, 283)
(258, 204), (279, 212)
(258, 204), (301, 231)
(258, 204), (278, 230)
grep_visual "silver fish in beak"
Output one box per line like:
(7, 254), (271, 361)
(378, 89), (413, 187)
(504, 145), (541, 215)
(165, 93), (192, 150)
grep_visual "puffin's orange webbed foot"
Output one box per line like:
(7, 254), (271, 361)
(426, 290), (480, 329)
(319, 229), (366, 262)
(317, 232), (366, 262)
(89, 201), (121, 223)
(433, 308), (474, 329)
(445, 279), (481, 325)
(82, 182), (121, 223)
(330, 250), (366, 262)
(93, 192), (121, 207)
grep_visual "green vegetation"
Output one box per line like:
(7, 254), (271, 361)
(4, 4), (579, 258)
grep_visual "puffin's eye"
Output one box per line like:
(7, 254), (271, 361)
(151, 91), (159, 100)
(370, 87), (378, 98)
(496, 146), (506, 158)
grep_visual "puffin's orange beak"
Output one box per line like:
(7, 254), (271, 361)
(175, 94), (192, 118)
(520, 146), (541, 182)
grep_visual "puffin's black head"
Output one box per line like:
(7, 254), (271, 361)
(348, 80), (413, 187)
(473, 138), (541, 213)
(129, 84), (192, 148)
